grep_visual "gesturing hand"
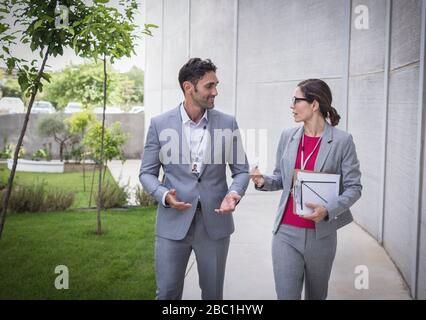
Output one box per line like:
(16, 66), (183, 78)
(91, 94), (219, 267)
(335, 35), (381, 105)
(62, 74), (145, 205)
(250, 166), (265, 188)
(302, 203), (329, 223)
(165, 189), (192, 211)
(215, 192), (241, 214)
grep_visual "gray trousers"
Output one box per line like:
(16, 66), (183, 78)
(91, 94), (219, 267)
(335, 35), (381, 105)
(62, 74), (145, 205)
(272, 224), (337, 300)
(155, 208), (230, 300)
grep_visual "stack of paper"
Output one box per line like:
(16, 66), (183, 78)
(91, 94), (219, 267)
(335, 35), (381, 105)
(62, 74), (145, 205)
(293, 171), (341, 216)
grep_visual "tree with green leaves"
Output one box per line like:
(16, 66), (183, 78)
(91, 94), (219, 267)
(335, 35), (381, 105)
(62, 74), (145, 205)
(113, 73), (138, 110)
(43, 62), (112, 110)
(37, 114), (77, 162)
(83, 122), (128, 172)
(67, 110), (95, 191)
(42, 62), (143, 110)
(83, 121), (128, 207)
(121, 66), (144, 107)
(0, 77), (21, 98)
(72, 0), (156, 234)
(0, 0), (157, 238)
(0, 0), (85, 239)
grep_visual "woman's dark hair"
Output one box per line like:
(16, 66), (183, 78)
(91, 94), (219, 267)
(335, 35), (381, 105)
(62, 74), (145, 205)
(297, 79), (341, 126)
(178, 58), (217, 93)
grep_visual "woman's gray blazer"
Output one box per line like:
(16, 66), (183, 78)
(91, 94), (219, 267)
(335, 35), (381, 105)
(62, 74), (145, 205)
(257, 122), (362, 239)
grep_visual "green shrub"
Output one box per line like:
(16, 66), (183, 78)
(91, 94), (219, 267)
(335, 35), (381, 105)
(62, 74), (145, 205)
(31, 148), (52, 161)
(0, 171), (6, 211)
(6, 181), (75, 213)
(0, 190), (4, 211)
(0, 172), (6, 191)
(6, 144), (26, 159)
(135, 185), (157, 207)
(0, 143), (13, 160)
(68, 145), (84, 163)
(43, 189), (75, 211)
(95, 180), (128, 209)
(9, 183), (46, 213)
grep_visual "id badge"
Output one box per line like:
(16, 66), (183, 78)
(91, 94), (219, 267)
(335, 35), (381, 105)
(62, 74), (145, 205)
(191, 160), (201, 174)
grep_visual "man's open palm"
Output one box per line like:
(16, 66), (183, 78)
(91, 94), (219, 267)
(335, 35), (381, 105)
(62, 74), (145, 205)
(215, 193), (241, 214)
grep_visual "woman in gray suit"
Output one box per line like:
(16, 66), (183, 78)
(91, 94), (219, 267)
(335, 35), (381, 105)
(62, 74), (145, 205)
(251, 79), (362, 300)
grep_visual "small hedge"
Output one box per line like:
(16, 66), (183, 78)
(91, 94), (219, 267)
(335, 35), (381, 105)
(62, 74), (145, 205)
(0, 182), (75, 213)
(95, 180), (128, 209)
(135, 185), (157, 207)
(43, 189), (75, 211)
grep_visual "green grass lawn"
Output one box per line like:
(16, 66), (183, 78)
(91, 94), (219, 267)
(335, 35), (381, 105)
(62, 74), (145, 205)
(0, 207), (156, 299)
(0, 164), (117, 209)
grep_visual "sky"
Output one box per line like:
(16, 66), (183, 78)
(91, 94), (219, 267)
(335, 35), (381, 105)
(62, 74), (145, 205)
(1, 0), (146, 73)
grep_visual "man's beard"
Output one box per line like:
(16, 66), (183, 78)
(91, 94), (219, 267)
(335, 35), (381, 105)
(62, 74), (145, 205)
(192, 92), (215, 110)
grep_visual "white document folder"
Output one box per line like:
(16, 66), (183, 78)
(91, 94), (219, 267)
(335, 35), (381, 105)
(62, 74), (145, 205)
(292, 170), (341, 216)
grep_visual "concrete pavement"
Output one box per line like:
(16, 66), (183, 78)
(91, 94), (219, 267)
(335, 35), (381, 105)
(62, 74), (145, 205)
(108, 160), (411, 300)
(107, 159), (141, 205)
(183, 190), (411, 300)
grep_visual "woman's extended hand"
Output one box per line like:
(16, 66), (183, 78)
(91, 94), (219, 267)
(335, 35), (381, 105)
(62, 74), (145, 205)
(250, 166), (265, 188)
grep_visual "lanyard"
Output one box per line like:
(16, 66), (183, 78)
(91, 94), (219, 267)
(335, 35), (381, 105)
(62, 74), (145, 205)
(189, 126), (207, 161)
(300, 133), (322, 170)
(189, 125), (207, 164)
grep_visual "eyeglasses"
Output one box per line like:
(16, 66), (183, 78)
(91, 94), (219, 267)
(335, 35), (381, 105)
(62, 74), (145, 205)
(292, 97), (311, 106)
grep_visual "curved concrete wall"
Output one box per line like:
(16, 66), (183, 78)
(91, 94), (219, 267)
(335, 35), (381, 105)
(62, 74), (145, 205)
(144, 0), (426, 298)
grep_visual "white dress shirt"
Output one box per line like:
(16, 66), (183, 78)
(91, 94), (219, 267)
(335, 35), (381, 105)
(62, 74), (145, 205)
(162, 102), (208, 206)
(180, 102), (209, 175)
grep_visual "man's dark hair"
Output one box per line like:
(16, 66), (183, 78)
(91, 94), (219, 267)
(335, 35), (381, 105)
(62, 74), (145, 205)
(178, 58), (217, 93)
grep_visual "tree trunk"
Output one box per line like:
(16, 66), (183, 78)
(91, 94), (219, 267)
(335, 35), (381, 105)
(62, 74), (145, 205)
(103, 160), (107, 184)
(82, 129), (86, 192)
(82, 157), (86, 192)
(89, 163), (97, 208)
(59, 142), (64, 162)
(0, 50), (50, 239)
(96, 55), (108, 235)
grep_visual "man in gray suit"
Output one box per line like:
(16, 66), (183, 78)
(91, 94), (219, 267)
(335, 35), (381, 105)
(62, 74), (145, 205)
(139, 58), (250, 300)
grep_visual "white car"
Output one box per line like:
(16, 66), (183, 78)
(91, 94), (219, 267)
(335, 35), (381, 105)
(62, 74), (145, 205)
(31, 101), (55, 114)
(129, 106), (144, 113)
(93, 106), (123, 114)
(0, 97), (25, 114)
(64, 102), (83, 113)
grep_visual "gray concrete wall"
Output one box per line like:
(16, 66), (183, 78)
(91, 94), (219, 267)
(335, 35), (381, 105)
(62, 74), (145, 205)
(0, 113), (144, 159)
(348, 0), (386, 241)
(420, 124), (426, 299)
(191, 0), (237, 115)
(144, 0), (426, 298)
(144, 0), (164, 128)
(384, 0), (422, 297)
(162, 0), (190, 112)
(417, 0), (426, 301)
(237, 0), (347, 175)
